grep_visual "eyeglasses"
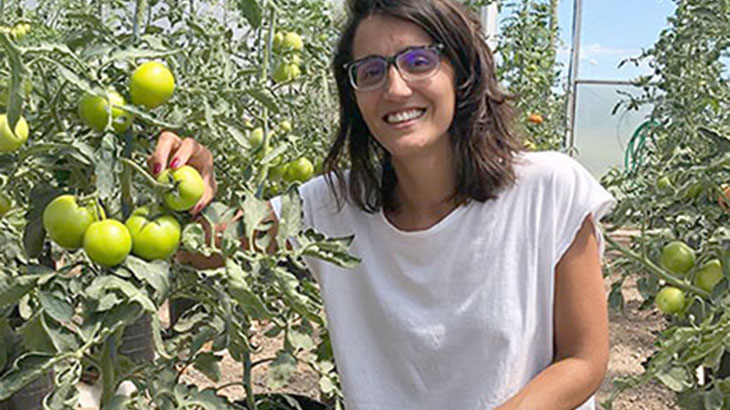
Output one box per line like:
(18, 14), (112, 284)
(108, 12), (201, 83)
(344, 44), (445, 91)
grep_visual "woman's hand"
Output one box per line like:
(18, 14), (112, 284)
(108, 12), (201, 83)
(148, 130), (217, 214)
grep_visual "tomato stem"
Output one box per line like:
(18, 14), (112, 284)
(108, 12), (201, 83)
(119, 157), (170, 190)
(604, 231), (710, 298)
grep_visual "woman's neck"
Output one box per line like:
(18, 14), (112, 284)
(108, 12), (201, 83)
(386, 146), (459, 230)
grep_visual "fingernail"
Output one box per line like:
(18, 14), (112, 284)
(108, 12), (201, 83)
(170, 158), (180, 169)
(192, 204), (202, 214)
(153, 163), (161, 175)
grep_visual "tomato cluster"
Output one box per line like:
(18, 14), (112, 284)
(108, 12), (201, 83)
(654, 240), (726, 315)
(40, 165), (203, 267)
(77, 61), (175, 134)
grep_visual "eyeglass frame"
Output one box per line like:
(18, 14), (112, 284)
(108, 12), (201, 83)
(343, 43), (446, 92)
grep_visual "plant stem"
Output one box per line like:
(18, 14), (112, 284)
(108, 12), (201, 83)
(100, 335), (117, 406)
(121, 131), (134, 219)
(133, 0), (147, 44)
(119, 157), (170, 190)
(243, 350), (257, 410)
(254, 7), (277, 193)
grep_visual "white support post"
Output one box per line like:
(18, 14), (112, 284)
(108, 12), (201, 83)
(481, 1), (499, 51)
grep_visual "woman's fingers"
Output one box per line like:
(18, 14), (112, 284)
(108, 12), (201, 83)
(187, 142), (217, 214)
(149, 131), (218, 214)
(148, 130), (182, 176)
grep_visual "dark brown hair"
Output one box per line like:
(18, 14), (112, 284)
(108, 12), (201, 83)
(323, 0), (522, 213)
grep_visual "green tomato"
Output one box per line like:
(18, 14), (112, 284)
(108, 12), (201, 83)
(83, 219), (132, 267)
(272, 63), (302, 84)
(659, 241), (695, 276)
(125, 206), (181, 261)
(273, 32), (284, 50)
(0, 193), (12, 217)
(684, 182), (704, 200)
(0, 113), (28, 153)
(78, 90), (133, 133)
(43, 195), (102, 249)
(249, 127), (264, 147)
(655, 286), (685, 314)
(157, 165), (205, 211)
(656, 176), (673, 191)
(289, 54), (301, 67)
(282, 32), (303, 51)
(694, 259), (724, 294)
(278, 120), (292, 133)
(268, 163), (289, 180)
(284, 157), (314, 183)
(130, 61), (175, 109)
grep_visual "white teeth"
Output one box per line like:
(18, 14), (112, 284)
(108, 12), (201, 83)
(386, 109), (425, 124)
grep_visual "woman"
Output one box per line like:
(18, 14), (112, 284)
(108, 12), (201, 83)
(150, 0), (614, 408)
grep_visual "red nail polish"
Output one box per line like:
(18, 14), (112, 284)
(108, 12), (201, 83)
(192, 204), (202, 214)
(153, 164), (161, 175)
(170, 158), (180, 169)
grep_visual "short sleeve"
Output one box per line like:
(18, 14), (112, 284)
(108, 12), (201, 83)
(550, 154), (616, 265)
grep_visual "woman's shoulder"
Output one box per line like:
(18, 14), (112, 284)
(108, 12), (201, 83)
(514, 150), (589, 183)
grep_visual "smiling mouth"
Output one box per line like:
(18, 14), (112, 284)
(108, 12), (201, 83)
(383, 108), (426, 125)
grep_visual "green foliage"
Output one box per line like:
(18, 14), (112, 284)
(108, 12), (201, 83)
(602, 0), (730, 407)
(0, 0), (350, 408)
(495, 0), (565, 150)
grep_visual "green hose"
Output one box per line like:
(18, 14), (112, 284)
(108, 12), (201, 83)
(624, 120), (660, 176)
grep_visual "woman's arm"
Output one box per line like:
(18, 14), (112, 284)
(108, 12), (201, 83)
(496, 215), (609, 410)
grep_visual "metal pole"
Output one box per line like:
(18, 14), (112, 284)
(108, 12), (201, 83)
(481, 1), (499, 52)
(564, 0), (583, 154)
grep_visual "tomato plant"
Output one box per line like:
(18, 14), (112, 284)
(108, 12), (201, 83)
(0, 0), (352, 409)
(601, 0), (730, 407)
(495, 0), (565, 150)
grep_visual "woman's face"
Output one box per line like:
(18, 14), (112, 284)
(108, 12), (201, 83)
(351, 14), (456, 161)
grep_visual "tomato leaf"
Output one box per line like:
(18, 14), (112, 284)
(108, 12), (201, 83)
(246, 88), (279, 114)
(86, 276), (156, 313)
(124, 256), (171, 301)
(0, 353), (54, 401)
(0, 33), (25, 133)
(275, 187), (302, 251)
(227, 259), (272, 320)
(299, 229), (360, 269)
(242, 194), (272, 248)
(18, 312), (57, 354)
(22, 218), (45, 259)
(237, 0), (263, 29)
(266, 350), (297, 391)
(192, 352), (222, 383)
(38, 291), (73, 323)
(656, 366), (693, 392)
(95, 134), (117, 202)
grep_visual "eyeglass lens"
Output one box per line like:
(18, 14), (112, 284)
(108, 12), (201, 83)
(353, 47), (440, 90)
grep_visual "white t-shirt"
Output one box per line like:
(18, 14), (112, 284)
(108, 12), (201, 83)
(271, 151), (616, 410)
